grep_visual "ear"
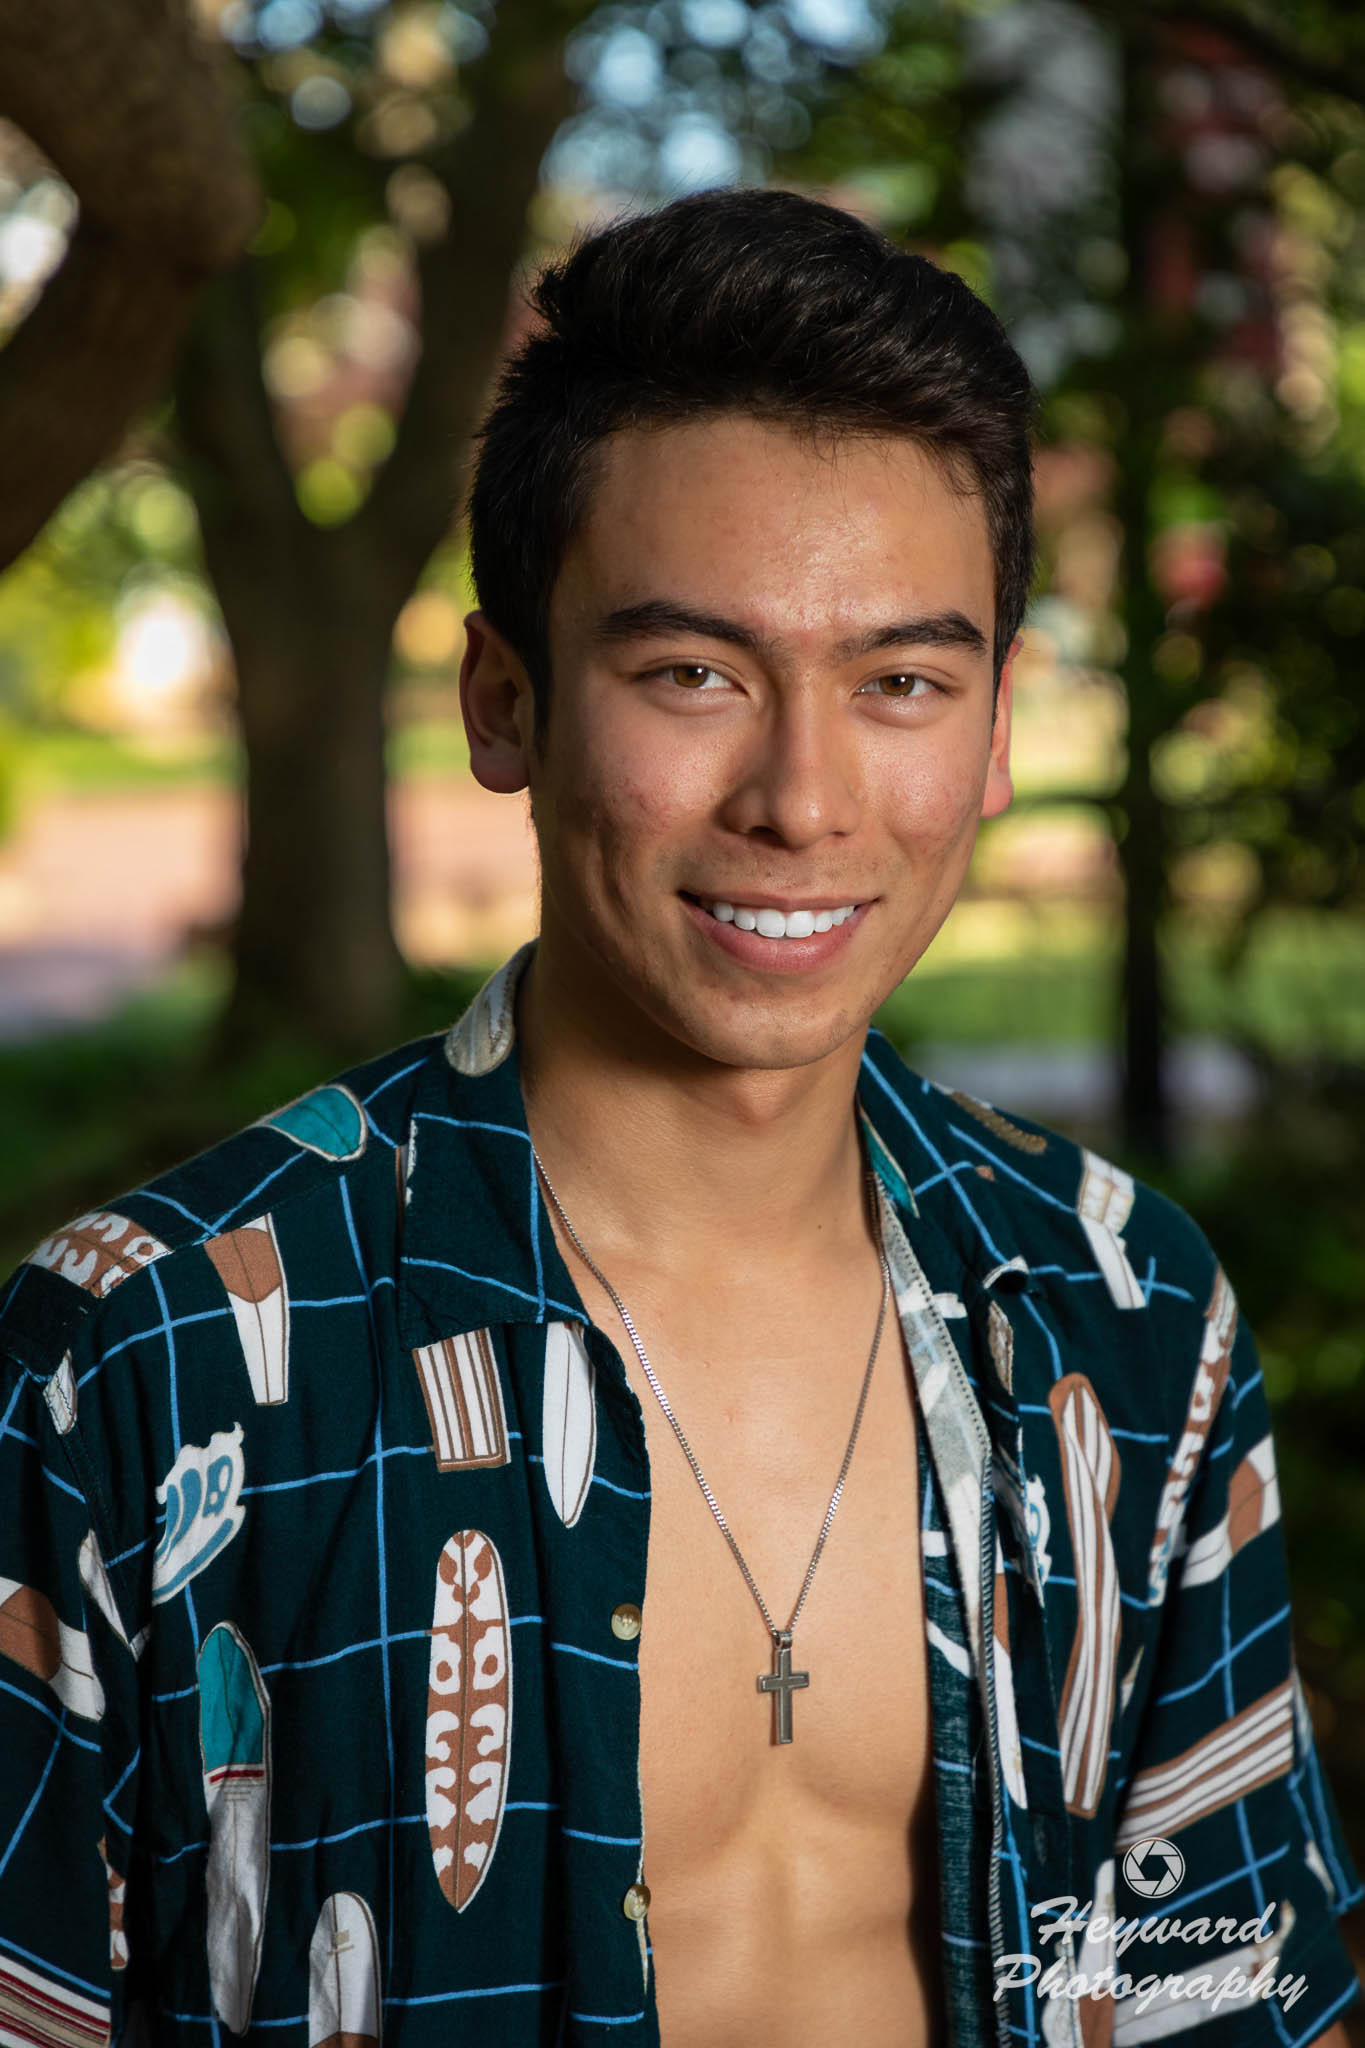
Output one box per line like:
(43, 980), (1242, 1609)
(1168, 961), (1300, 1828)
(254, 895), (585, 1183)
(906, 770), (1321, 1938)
(459, 611), (536, 794)
(979, 634), (1018, 821)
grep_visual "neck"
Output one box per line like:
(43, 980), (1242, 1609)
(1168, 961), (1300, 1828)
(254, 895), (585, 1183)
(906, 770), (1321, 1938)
(515, 938), (873, 1277)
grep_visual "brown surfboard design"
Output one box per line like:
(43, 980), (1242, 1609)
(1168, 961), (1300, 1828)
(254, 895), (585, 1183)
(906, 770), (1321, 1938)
(0, 1577), (103, 1720)
(1180, 1434), (1280, 1590)
(426, 1529), (512, 1911)
(1049, 1373), (1122, 1818)
(28, 1210), (169, 1300)
(205, 1216), (290, 1406)
(412, 1332), (509, 1470)
(1147, 1269), (1237, 1604)
(1116, 1679), (1293, 1848)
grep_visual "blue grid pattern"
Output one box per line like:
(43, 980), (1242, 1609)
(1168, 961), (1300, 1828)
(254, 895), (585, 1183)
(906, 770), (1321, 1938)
(0, 952), (1358, 2048)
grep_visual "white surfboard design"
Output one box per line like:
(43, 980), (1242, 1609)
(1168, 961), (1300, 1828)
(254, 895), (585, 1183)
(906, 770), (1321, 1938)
(43, 1352), (76, 1435)
(79, 1529), (148, 1661)
(308, 1891), (382, 2048)
(542, 1322), (597, 1528)
(199, 1621), (271, 2034)
(1148, 1270), (1236, 1605)
(1076, 1151), (1146, 1310)
(205, 1216), (290, 1406)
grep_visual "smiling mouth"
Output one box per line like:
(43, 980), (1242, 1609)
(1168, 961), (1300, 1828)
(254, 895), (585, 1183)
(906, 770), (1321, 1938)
(680, 892), (864, 939)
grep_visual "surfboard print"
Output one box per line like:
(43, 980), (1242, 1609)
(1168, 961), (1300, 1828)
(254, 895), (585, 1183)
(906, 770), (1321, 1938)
(1076, 1152), (1145, 1311)
(991, 1534), (1027, 1810)
(412, 1329), (509, 1469)
(426, 1529), (512, 1912)
(1180, 1434), (1280, 1589)
(0, 1576), (103, 1720)
(1049, 1372), (1122, 1818)
(43, 1352), (76, 1435)
(79, 1529), (147, 1661)
(198, 1621), (271, 2034)
(0, 1951), (109, 2048)
(261, 1085), (366, 1160)
(308, 1891), (381, 2048)
(98, 1835), (129, 1973)
(542, 1321), (597, 1528)
(205, 1216), (291, 1406)
(1147, 1269), (1236, 1604)
(28, 1210), (169, 1300)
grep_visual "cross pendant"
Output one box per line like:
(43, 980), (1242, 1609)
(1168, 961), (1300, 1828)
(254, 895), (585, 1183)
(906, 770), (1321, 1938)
(757, 1628), (809, 1745)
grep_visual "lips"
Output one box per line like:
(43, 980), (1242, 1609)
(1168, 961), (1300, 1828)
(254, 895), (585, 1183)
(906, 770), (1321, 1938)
(680, 890), (865, 940)
(678, 889), (871, 970)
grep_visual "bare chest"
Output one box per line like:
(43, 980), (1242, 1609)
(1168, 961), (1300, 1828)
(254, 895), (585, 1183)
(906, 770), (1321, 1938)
(576, 1264), (943, 2043)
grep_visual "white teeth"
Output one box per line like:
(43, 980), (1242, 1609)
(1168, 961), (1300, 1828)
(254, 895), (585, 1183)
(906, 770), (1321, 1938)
(700, 898), (858, 938)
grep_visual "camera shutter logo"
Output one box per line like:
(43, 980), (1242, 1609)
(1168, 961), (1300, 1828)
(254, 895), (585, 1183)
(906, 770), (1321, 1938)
(1122, 1836), (1185, 1898)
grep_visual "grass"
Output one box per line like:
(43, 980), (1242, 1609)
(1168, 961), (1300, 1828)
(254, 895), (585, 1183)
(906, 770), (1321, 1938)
(12, 726), (240, 801)
(4, 716), (472, 804)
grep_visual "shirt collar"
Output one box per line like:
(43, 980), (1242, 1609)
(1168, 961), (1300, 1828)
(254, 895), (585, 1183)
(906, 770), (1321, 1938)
(397, 944), (587, 1349)
(397, 942), (1035, 1364)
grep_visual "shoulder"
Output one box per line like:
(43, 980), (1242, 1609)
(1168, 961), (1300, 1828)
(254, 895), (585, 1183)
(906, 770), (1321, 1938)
(0, 1029), (445, 1392)
(858, 1027), (1226, 1338)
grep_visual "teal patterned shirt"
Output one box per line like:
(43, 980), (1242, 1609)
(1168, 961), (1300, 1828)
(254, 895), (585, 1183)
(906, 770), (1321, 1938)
(0, 945), (1359, 2048)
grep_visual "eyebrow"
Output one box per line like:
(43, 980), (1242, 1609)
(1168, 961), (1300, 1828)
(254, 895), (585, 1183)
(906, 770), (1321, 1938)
(594, 598), (989, 662)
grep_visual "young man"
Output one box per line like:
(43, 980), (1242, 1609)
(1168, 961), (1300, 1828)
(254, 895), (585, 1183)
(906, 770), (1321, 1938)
(0, 191), (1357, 2048)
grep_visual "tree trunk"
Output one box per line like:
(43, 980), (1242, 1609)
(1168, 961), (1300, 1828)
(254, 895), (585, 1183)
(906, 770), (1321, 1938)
(223, 549), (403, 1057)
(0, 0), (259, 568)
(1112, 35), (1172, 1162)
(177, 265), (406, 1056)
(174, 5), (592, 1058)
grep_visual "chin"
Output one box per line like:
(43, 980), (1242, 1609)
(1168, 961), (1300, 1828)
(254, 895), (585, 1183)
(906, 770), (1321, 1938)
(647, 982), (873, 1076)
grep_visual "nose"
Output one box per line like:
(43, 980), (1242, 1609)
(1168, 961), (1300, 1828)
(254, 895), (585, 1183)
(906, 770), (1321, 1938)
(717, 691), (862, 850)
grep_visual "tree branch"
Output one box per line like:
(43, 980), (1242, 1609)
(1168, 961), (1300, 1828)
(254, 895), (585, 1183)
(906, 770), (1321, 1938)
(174, 261), (312, 591)
(0, 224), (204, 567)
(356, 0), (599, 611)
(0, 0), (261, 565)
(0, 0), (259, 263)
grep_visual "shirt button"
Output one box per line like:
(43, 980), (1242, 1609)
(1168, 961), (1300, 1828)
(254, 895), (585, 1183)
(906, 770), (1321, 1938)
(611, 1602), (642, 1642)
(622, 1882), (651, 1920)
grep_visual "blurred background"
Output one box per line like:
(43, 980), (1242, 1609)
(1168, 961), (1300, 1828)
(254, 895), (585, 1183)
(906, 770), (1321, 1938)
(1, 0), (1363, 2002)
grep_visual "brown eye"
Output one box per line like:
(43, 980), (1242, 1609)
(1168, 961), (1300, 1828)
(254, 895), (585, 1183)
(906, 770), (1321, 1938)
(667, 664), (724, 689)
(861, 672), (931, 699)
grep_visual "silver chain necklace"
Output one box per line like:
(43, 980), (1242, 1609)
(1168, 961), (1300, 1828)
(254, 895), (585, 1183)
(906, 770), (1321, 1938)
(531, 1143), (892, 1745)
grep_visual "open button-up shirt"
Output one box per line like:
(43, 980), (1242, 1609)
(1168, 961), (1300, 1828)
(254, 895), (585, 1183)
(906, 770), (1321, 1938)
(0, 945), (1358, 2048)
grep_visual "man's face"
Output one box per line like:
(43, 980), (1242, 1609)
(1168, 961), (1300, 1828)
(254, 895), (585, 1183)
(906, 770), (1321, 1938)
(476, 411), (1013, 1075)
